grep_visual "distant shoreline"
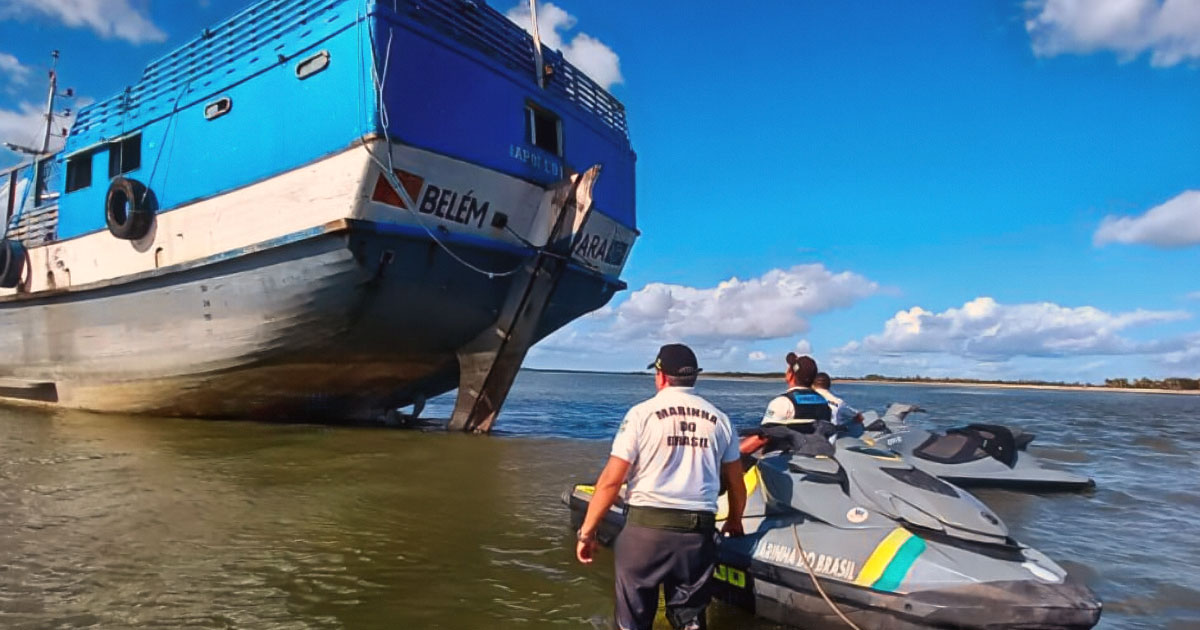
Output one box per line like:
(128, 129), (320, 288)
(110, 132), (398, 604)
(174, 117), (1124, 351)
(833, 379), (1200, 396)
(523, 368), (1200, 396)
(703, 375), (1200, 396)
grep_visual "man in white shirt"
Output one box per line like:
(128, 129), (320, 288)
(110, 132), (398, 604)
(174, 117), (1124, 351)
(814, 372), (865, 438)
(576, 344), (746, 630)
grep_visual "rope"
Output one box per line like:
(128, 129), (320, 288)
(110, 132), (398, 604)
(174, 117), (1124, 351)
(357, 8), (525, 280)
(141, 79), (193, 209)
(790, 523), (865, 630)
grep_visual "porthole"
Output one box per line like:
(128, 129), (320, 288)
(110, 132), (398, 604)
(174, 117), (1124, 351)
(204, 97), (232, 121)
(295, 50), (330, 80)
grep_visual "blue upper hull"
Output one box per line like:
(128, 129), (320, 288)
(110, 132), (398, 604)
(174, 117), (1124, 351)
(43, 0), (635, 242)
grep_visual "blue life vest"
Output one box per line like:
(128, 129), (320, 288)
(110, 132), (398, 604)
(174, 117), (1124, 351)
(785, 389), (833, 423)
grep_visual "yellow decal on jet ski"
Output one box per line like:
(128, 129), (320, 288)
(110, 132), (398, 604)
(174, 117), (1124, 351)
(713, 564), (747, 588)
(854, 528), (926, 592)
(717, 467), (760, 521)
(578, 485), (595, 494)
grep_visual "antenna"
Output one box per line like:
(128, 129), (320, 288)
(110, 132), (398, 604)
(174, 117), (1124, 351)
(39, 50), (61, 154)
(7, 51), (76, 156)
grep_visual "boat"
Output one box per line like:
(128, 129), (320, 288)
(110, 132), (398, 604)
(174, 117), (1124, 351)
(862, 404), (1095, 491)
(0, 0), (637, 430)
(564, 435), (1102, 629)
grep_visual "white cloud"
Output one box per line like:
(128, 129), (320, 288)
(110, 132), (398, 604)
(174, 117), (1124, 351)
(0, 0), (166, 44)
(1094, 190), (1200, 248)
(1026, 0), (1200, 66)
(839, 296), (1188, 361)
(1187, 291), (1200, 300)
(0, 52), (31, 86)
(0, 100), (83, 162)
(828, 299), (1200, 382)
(506, 2), (623, 89)
(530, 264), (879, 371)
(0, 101), (47, 156)
(607, 265), (879, 343)
(1160, 333), (1200, 370)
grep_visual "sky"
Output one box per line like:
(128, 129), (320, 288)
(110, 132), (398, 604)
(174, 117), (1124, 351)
(1, 0), (1199, 383)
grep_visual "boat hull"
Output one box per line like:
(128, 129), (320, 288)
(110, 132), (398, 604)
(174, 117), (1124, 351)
(0, 219), (619, 420)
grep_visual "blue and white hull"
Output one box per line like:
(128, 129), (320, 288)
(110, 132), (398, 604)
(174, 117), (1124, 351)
(1, 0), (638, 424)
(0, 139), (632, 420)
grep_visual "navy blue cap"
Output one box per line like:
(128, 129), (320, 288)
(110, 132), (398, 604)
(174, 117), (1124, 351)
(648, 343), (702, 377)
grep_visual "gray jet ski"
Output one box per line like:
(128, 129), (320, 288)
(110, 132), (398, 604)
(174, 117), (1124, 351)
(564, 434), (1101, 630)
(862, 404), (1094, 491)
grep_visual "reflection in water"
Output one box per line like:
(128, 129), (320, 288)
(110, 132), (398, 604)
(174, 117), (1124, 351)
(0, 373), (1198, 629)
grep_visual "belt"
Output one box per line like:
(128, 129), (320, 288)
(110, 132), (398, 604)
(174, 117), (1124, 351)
(626, 505), (715, 532)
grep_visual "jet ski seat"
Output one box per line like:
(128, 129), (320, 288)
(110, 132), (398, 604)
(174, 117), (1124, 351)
(913, 424), (1019, 468)
(740, 425), (835, 457)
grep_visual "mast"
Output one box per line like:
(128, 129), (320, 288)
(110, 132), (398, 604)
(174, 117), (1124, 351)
(2, 51), (68, 158)
(40, 51), (60, 154)
(528, 0), (544, 89)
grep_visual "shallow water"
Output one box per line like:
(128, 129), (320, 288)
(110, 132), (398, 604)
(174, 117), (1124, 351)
(1, 372), (1197, 629)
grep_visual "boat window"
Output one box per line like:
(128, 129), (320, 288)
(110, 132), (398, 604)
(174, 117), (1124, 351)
(525, 104), (562, 156)
(108, 134), (142, 178)
(296, 50), (330, 80)
(204, 97), (232, 121)
(34, 157), (58, 207)
(66, 152), (93, 193)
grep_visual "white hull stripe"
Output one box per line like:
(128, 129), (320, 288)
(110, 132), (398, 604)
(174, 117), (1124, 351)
(2, 141), (635, 299)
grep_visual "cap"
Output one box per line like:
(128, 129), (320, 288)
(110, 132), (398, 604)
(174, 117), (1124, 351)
(648, 343), (702, 377)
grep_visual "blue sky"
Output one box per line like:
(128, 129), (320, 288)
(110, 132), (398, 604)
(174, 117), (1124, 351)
(2, 0), (1199, 382)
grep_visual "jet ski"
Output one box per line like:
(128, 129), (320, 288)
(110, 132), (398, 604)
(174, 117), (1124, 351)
(563, 433), (1102, 630)
(862, 404), (1094, 491)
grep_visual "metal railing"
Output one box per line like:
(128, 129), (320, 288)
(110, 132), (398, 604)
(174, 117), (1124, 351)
(392, 0), (627, 137)
(71, 0), (628, 144)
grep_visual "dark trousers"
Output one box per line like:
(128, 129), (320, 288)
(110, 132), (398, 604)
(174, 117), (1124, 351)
(613, 523), (715, 630)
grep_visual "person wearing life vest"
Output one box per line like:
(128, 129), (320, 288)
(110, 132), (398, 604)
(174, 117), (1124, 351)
(760, 353), (837, 441)
(576, 343), (746, 630)
(814, 371), (866, 438)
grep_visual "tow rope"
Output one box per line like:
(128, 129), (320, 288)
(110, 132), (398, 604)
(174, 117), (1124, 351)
(790, 523), (865, 630)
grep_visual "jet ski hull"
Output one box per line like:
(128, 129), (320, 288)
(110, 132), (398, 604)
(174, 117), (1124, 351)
(865, 409), (1095, 492)
(564, 480), (1100, 630)
(936, 471), (1095, 492)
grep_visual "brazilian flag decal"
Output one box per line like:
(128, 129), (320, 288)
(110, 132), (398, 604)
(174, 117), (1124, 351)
(853, 528), (927, 592)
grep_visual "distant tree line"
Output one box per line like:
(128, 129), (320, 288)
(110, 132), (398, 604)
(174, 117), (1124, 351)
(1103, 377), (1200, 391)
(703, 372), (1200, 390)
(860, 374), (1086, 387)
(858, 374), (1200, 390)
(528, 368), (1200, 391)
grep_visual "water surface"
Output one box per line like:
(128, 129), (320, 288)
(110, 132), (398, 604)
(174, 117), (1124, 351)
(1, 372), (1197, 629)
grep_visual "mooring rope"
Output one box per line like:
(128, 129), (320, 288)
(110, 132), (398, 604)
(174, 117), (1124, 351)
(356, 5), (525, 280)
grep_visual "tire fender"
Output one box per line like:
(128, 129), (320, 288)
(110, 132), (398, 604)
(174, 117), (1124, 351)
(105, 177), (155, 240)
(0, 238), (26, 289)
